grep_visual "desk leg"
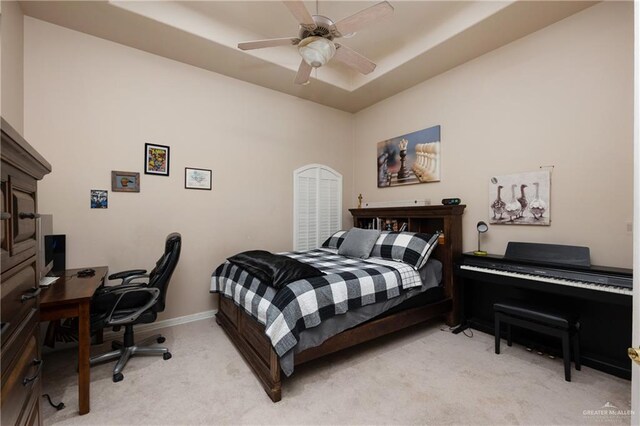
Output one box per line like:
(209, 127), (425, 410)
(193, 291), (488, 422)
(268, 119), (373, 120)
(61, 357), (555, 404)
(78, 301), (90, 415)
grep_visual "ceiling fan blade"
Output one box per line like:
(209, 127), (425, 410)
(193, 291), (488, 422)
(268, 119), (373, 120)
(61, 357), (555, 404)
(283, 1), (317, 30)
(238, 37), (300, 51)
(334, 44), (376, 75)
(294, 60), (313, 85)
(333, 1), (394, 36)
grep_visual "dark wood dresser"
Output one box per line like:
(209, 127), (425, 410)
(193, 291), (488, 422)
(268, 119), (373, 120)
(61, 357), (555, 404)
(1, 118), (52, 426)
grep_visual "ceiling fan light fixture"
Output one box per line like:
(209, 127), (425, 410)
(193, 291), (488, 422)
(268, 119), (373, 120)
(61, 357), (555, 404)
(298, 36), (335, 68)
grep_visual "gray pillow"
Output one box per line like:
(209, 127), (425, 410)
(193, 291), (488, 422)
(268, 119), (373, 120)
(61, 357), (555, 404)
(338, 228), (381, 259)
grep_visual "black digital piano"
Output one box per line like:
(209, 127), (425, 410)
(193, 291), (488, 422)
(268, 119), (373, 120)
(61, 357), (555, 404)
(455, 242), (633, 379)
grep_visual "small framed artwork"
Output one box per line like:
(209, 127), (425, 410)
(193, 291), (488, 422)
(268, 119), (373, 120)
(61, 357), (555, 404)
(185, 167), (212, 190)
(145, 143), (170, 176)
(489, 170), (551, 225)
(111, 171), (140, 192)
(90, 190), (108, 209)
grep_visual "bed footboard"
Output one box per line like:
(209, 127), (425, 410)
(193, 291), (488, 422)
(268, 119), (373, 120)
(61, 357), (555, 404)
(216, 296), (281, 402)
(217, 293), (452, 402)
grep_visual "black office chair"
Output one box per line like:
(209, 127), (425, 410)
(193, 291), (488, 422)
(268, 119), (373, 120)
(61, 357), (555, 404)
(90, 233), (181, 382)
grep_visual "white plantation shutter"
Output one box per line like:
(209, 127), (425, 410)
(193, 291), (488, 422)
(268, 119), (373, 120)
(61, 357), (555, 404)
(294, 165), (342, 250)
(295, 170), (318, 250)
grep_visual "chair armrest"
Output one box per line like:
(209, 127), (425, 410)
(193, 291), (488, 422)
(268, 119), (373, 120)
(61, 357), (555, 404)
(108, 269), (147, 281)
(121, 274), (150, 286)
(105, 286), (160, 326)
(93, 280), (147, 298)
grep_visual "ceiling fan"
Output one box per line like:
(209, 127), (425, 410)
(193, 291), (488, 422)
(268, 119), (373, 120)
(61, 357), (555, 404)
(237, 1), (394, 85)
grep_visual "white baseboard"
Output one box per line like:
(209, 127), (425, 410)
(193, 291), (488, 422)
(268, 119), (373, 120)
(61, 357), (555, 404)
(103, 309), (217, 339)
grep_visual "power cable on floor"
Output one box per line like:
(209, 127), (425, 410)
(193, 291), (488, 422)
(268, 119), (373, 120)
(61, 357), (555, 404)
(440, 325), (473, 338)
(42, 394), (65, 411)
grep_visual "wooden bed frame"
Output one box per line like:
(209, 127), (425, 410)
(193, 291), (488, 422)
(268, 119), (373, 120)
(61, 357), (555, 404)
(215, 205), (465, 402)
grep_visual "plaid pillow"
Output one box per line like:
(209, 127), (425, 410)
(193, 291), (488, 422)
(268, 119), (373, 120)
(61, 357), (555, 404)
(321, 230), (348, 249)
(370, 231), (440, 270)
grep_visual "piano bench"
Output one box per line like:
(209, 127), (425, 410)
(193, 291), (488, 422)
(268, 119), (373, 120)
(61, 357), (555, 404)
(493, 302), (580, 382)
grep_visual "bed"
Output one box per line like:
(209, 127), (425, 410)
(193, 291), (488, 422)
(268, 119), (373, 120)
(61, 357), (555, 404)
(210, 205), (465, 402)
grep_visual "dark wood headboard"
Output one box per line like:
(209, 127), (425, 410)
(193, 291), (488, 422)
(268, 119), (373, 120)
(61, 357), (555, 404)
(349, 204), (466, 324)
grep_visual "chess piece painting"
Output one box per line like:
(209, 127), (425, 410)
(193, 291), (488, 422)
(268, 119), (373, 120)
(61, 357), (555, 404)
(376, 125), (441, 188)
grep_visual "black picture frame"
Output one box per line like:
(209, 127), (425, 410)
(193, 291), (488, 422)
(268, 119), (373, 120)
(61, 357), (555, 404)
(144, 143), (170, 176)
(184, 167), (212, 190)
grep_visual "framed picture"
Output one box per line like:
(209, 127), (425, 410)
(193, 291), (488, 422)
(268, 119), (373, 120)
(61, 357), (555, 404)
(111, 171), (140, 192)
(377, 125), (441, 188)
(90, 190), (108, 209)
(145, 143), (170, 176)
(489, 170), (551, 226)
(185, 167), (212, 190)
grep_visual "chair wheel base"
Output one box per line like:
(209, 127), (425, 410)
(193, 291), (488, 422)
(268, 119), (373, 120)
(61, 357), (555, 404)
(113, 373), (124, 382)
(163, 352), (172, 360)
(157, 336), (166, 344)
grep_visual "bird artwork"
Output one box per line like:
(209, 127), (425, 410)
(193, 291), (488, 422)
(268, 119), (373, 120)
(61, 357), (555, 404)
(489, 171), (550, 225)
(491, 185), (506, 220)
(505, 184), (522, 222)
(529, 182), (547, 220)
(517, 184), (528, 218)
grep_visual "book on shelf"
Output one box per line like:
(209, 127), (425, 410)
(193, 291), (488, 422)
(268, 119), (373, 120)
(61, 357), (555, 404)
(383, 219), (397, 231)
(358, 218), (407, 232)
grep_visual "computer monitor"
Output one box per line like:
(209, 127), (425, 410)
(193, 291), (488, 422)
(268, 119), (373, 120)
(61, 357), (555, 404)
(45, 234), (66, 275)
(38, 214), (54, 279)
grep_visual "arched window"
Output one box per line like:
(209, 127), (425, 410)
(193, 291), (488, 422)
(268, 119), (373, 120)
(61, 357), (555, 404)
(293, 164), (342, 250)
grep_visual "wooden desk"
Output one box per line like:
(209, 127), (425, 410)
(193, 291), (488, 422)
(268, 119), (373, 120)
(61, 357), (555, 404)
(40, 267), (108, 415)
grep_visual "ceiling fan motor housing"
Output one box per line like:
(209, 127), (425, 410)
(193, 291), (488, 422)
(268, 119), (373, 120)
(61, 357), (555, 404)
(299, 15), (336, 40)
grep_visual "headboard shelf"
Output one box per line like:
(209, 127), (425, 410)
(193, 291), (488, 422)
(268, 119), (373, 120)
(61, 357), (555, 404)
(349, 204), (466, 325)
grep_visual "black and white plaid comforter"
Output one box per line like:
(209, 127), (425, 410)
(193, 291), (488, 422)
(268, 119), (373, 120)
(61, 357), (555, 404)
(210, 248), (421, 357)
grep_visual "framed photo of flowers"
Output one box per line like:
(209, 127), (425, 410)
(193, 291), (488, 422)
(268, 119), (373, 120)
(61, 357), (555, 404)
(144, 143), (170, 176)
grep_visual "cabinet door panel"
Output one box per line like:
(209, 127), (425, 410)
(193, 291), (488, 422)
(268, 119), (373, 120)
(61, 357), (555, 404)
(1, 179), (9, 265)
(22, 389), (41, 426)
(12, 189), (36, 256)
(1, 331), (40, 426)
(0, 262), (37, 348)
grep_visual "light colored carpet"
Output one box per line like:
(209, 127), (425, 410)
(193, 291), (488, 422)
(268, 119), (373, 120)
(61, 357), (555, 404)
(41, 318), (631, 425)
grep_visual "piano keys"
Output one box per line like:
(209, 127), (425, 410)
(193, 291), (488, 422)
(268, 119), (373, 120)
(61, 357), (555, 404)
(455, 242), (633, 379)
(460, 255), (632, 303)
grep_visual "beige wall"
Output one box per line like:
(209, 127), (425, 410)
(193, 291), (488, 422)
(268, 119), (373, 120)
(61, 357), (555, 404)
(20, 1), (634, 324)
(1, 0), (24, 132)
(23, 17), (353, 319)
(353, 2), (634, 268)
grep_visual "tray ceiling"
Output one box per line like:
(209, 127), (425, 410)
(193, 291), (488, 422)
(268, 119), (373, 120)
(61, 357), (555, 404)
(20, 1), (597, 112)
